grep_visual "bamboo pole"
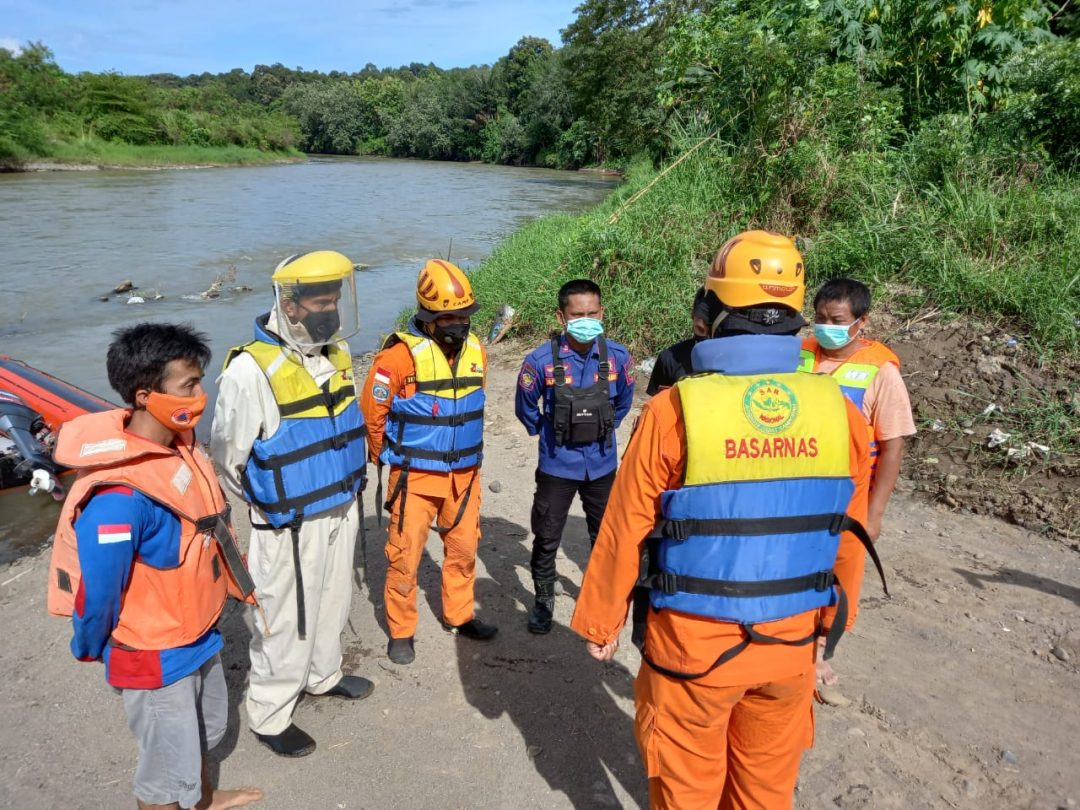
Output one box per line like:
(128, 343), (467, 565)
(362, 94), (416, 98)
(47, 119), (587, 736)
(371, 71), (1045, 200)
(607, 132), (716, 226)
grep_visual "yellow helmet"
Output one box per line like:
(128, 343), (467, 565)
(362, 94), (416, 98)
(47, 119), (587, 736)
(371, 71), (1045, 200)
(706, 230), (805, 311)
(414, 259), (479, 321)
(270, 250), (360, 349)
(272, 250), (355, 287)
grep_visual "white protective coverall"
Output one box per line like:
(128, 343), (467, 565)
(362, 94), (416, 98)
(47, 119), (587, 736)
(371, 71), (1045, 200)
(210, 308), (362, 736)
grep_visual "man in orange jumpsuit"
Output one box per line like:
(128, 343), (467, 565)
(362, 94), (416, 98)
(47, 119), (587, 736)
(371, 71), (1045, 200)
(361, 259), (498, 665)
(571, 231), (879, 809)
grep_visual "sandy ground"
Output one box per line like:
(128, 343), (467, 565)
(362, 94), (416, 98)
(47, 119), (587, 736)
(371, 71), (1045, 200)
(1, 342), (1078, 810)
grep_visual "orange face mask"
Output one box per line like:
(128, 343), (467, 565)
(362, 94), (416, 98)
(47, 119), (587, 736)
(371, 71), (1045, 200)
(145, 391), (207, 431)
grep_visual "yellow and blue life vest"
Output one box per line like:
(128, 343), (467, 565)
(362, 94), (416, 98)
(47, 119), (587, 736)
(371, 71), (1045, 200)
(225, 317), (367, 528)
(651, 370), (854, 624)
(379, 331), (485, 472)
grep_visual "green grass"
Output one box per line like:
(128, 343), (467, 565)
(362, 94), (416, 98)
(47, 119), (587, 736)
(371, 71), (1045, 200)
(11, 138), (304, 169)
(469, 138), (1080, 358)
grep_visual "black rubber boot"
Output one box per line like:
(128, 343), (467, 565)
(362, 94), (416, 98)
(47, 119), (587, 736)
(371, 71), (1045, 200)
(527, 581), (556, 635)
(319, 674), (375, 700)
(387, 637), (415, 665)
(441, 618), (498, 640)
(254, 723), (316, 758)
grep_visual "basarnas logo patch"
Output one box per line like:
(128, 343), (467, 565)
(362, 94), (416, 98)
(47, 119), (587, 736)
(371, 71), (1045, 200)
(742, 378), (798, 435)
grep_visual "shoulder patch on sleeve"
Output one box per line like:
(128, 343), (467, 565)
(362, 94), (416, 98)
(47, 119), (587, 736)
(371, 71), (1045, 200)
(372, 383), (390, 402)
(518, 368), (536, 391)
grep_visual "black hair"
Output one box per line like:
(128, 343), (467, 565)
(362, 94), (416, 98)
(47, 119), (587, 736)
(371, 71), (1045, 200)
(106, 322), (211, 405)
(691, 286), (708, 319)
(813, 277), (872, 319)
(558, 279), (602, 310)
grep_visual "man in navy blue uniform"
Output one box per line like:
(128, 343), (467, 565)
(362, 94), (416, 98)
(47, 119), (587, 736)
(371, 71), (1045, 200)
(514, 279), (635, 634)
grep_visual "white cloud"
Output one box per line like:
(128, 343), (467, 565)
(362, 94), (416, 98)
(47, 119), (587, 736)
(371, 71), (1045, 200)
(0, 37), (22, 55)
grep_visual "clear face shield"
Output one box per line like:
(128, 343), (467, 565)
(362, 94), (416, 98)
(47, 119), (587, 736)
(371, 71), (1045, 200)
(271, 272), (360, 352)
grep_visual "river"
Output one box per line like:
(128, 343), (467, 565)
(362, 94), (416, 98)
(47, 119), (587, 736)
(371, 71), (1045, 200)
(0, 156), (615, 559)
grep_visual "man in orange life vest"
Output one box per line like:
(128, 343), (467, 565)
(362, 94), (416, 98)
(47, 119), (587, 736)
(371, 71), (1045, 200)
(571, 231), (881, 809)
(361, 259), (497, 666)
(798, 277), (915, 687)
(47, 323), (262, 810)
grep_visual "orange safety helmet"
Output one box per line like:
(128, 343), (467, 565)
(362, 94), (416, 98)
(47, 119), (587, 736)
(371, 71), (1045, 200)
(414, 259), (480, 320)
(706, 230), (805, 312)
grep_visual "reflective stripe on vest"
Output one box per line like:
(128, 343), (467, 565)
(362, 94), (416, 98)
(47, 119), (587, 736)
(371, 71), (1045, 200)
(798, 339), (901, 476)
(651, 372), (853, 624)
(229, 339), (367, 528)
(47, 410), (252, 650)
(379, 331), (485, 472)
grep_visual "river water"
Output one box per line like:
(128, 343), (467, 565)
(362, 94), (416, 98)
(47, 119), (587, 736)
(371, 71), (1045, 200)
(0, 156), (614, 559)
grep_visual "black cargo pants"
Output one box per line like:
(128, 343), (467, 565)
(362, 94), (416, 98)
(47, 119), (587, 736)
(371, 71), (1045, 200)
(529, 468), (616, 583)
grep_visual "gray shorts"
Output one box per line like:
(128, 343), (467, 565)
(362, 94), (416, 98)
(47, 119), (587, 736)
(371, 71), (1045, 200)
(121, 653), (228, 808)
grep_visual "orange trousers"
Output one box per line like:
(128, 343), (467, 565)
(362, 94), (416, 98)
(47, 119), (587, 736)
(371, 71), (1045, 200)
(384, 483), (481, 639)
(634, 666), (815, 810)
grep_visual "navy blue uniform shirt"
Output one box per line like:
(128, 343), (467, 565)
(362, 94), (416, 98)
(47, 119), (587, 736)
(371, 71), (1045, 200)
(515, 334), (635, 481)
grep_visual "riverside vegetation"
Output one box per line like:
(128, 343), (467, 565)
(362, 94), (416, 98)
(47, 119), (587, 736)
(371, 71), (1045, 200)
(463, 1), (1080, 537)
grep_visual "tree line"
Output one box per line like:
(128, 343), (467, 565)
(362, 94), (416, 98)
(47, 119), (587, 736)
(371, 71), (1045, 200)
(2, 1), (1078, 171)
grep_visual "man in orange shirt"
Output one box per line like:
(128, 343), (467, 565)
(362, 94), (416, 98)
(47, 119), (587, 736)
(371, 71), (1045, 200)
(361, 260), (497, 665)
(571, 231), (882, 809)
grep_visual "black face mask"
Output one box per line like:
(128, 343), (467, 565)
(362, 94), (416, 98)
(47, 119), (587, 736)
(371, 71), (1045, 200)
(301, 310), (340, 343)
(433, 322), (469, 348)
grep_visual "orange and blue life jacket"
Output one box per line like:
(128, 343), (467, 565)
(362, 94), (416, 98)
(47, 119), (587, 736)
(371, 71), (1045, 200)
(48, 409), (255, 688)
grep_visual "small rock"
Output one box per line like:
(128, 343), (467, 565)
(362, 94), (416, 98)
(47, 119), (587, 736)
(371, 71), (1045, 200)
(924, 457), (939, 465)
(847, 727), (865, 737)
(488, 480), (502, 494)
(554, 581), (564, 596)
(1051, 646), (1070, 662)
(563, 675), (574, 684)
(527, 745), (543, 759)
(1001, 750), (1020, 765)
(126, 295), (146, 305)
(98, 295), (109, 302)
(962, 779), (978, 799)
(934, 596), (949, 605)
(113, 280), (136, 293)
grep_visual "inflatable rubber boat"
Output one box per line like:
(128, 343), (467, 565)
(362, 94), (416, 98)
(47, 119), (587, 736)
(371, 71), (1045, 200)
(0, 356), (115, 496)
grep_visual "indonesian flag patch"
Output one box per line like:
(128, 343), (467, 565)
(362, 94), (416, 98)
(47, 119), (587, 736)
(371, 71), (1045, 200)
(97, 524), (132, 544)
(374, 367), (392, 385)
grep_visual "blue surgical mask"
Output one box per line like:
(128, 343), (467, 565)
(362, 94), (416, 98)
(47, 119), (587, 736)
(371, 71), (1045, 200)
(566, 317), (604, 343)
(814, 322), (858, 350)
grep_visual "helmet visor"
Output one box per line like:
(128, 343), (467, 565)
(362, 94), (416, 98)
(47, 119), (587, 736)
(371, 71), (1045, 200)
(272, 272), (359, 351)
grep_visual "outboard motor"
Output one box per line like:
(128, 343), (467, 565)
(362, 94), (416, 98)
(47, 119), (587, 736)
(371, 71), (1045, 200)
(0, 390), (63, 496)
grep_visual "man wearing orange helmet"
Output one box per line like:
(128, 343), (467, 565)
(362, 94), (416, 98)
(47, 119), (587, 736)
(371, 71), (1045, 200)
(571, 231), (883, 808)
(361, 259), (497, 665)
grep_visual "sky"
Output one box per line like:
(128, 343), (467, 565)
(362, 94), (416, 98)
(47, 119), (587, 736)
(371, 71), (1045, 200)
(0, 0), (582, 76)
